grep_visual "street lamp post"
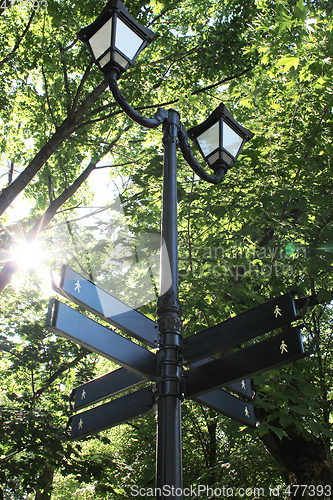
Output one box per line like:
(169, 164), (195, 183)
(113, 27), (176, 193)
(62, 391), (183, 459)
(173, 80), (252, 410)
(77, 2), (253, 498)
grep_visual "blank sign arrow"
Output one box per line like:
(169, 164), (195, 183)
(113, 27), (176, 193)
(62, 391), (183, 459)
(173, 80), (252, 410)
(189, 357), (254, 400)
(71, 368), (144, 411)
(46, 299), (157, 381)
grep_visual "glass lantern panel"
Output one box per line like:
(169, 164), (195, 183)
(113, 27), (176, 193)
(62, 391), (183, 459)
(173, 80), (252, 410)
(207, 151), (219, 166)
(222, 121), (243, 158)
(89, 18), (113, 61)
(99, 52), (111, 68)
(114, 51), (128, 68)
(222, 151), (233, 166)
(196, 121), (219, 158)
(115, 17), (144, 60)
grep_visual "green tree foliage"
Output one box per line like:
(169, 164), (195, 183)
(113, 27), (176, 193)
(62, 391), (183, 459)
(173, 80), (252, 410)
(0, 277), (89, 498)
(0, 0), (333, 497)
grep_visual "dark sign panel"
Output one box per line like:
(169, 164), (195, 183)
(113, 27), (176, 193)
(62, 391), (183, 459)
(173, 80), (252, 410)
(69, 387), (155, 439)
(189, 357), (254, 400)
(183, 293), (299, 363)
(72, 368), (144, 411)
(185, 328), (305, 398)
(52, 264), (158, 347)
(194, 390), (258, 428)
(227, 379), (255, 400)
(72, 368), (254, 415)
(46, 299), (157, 380)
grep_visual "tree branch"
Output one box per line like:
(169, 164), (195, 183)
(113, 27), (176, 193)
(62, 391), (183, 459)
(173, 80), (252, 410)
(34, 353), (87, 398)
(0, 9), (35, 65)
(192, 66), (254, 95)
(0, 128), (130, 292)
(71, 61), (93, 113)
(58, 43), (72, 114)
(85, 100), (118, 119)
(41, 64), (58, 129)
(0, 79), (108, 217)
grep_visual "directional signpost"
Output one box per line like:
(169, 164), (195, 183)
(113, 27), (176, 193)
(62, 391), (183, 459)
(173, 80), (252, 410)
(47, 264), (309, 442)
(46, 298), (157, 380)
(65, 4), (315, 496)
(51, 264), (158, 347)
(69, 387), (155, 439)
(183, 292), (302, 363)
(70, 367), (144, 411)
(185, 328), (305, 398)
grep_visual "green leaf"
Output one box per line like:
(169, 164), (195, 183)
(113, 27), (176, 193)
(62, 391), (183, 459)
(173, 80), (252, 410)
(317, 288), (333, 303)
(277, 56), (300, 72)
(294, 0), (308, 21)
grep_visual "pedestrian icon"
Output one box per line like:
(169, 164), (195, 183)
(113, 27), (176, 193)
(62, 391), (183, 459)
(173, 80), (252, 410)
(78, 419), (83, 429)
(274, 305), (282, 318)
(241, 380), (246, 390)
(81, 389), (86, 400)
(244, 407), (250, 418)
(280, 341), (288, 354)
(74, 280), (81, 293)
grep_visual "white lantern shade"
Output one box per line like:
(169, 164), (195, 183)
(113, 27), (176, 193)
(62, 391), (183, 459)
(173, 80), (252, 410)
(115, 17), (145, 61)
(188, 103), (254, 172)
(196, 121), (219, 158)
(89, 18), (113, 62)
(77, 0), (157, 76)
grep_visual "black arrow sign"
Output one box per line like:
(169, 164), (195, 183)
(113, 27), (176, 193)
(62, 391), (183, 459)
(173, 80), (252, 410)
(185, 328), (305, 398)
(227, 379), (255, 400)
(72, 364), (254, 413)
(69, 387), (155, 439)
(72, 368), (144, 411)
(51, 264), (158, 347)
(189, 357), (254, 400)
(46, 299), (157, 381)
(183, 293), (300, 363)
(194, 390), (258, 428)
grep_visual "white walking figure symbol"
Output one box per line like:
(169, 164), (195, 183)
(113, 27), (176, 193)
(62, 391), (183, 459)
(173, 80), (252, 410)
(81, 389), (86, 400)
(241, 380), (246, 390)
(244, 407), (250, 418)
(280, 340), (288, 354)
(274, 305), (282, 318)
(74, 280), (81, 292)
(78, 419), (83, 429)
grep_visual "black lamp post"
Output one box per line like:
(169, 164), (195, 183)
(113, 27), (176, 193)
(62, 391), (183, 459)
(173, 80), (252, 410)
(77, 3), (253, 498)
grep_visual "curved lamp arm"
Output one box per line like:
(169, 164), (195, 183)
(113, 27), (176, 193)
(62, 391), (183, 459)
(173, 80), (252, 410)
(178, 122), (227, 185)
(106, 68), (226, 185)
(106, 68), (168, 128)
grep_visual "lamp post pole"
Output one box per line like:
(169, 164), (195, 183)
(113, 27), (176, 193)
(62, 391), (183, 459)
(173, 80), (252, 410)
(76, 4), (254, 497)
(156, 109), (183, 498)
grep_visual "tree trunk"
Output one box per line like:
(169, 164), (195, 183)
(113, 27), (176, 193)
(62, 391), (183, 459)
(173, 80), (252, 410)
(0, 79), (108, 217)
(207, 416), (217, 486)
(261, 429), (333, 499)
(34, 466), (54, 500)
